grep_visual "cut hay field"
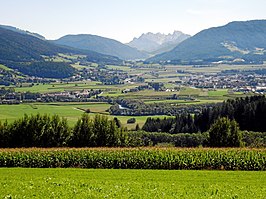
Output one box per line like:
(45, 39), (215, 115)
(0, 168), (265, 198)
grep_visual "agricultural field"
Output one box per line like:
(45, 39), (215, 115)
(0, 86), (246, 129)
(0, 148), (265, 170)
(163, 64), (266, 75)
(0, 63), (262, 130)
(0, 168), (265, 199)
(11, 81), (102, 93)
(0, 102), (169, 128)
(0, 148), (265, 198)
(120, 63), (266, 83)
(102, 86), (235, 100)
(10, 81), (144, 94)
(0, 64), (12, 71)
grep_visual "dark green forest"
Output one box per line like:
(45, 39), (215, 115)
(0, 27), (122, 78)
(143, 95), (266, 133)
(5, 61), (76, 78)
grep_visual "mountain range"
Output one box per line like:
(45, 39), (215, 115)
(0, 25), (46, 40)
(1, 20), (266, 78)
(148, 20), (266, 64)
(127, 31), (190, 55)
(53, 34), (149, 60)
(0, 26), (122, 78)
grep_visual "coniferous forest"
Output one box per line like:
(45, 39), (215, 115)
(143, 95), (266, 133)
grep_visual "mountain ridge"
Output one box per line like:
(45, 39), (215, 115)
(127, 31), (190, 54)
(0, 27), (122, 78)
(147, 20), (266, 64)
(0, 24), (46, 40)
(53, 34), (148, 60)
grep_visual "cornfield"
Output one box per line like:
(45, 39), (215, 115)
(0, 147), (265, 170)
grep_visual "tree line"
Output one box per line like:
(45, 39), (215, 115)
(109, 98), (212, 116)
(0, 114), (127, 148)
(1, 113), (263, 148)
(143, 95), (266, 133)
(1, 95), (265, 148)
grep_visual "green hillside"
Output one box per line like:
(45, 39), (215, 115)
(53, 34), (149, 60)
(0, 27), (122, 78)
(148, 20), (266, 64)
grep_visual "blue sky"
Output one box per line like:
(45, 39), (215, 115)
(1, 0), (266, 42)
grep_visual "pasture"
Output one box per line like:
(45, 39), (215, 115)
(0, 102), (169, 128)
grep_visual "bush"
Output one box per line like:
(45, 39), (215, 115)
(127, 131), (209, 147)
(127, 118), (136, 124)
(242, 131), (266, 148)
(209, 117), (242, 147)
(85, 109), (91, 113)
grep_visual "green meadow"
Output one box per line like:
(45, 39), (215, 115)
(0, 102), (169, 128)
(0, 168), (265, 199)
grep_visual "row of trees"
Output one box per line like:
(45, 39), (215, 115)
(196, 95), (266, 132)
(1, 95), (265, 148)
(142, 114), (198, 133)
(1, 114), (258, 148)
(143, 96), (266, 133)
(109, 98), (208, 116)
(0, 114), (127, 148)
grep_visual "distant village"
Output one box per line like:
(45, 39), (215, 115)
(0, 88), (102, 104)
(1, 64), (266, 104)
(177, 72), (266, 94)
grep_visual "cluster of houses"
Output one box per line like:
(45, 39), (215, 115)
(0, 89), (102, 104)
(178, 73), (266, 94)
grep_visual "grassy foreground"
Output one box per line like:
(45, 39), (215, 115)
(0, 168), (265, 199)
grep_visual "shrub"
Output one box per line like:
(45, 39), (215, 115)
(209, 117), (242, 147)
(127, 118), (136, 124)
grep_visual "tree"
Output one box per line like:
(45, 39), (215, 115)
(0, 121), (10, 148)
(208, 117), (242, 147)
(71, 114), (94, 147)
(135, 124), (140, 131)
(114, 117), (122, 128)
(127, 118), (136, 124)
(85, 108), (91, 113)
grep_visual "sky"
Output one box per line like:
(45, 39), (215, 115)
(1, 0), (266, 43)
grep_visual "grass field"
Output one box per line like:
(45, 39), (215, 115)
(0, 64), (12, 71)
(11, 81), (144, 94)
(0, 103), (92, 125)
(0, 168), (265, 198)
(12, 81), (102, 93)
(163, 64), (266, 74)
(0, 103), (169, 129)
(208, 89), (229, 96)
(0, 86), (241, 128)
